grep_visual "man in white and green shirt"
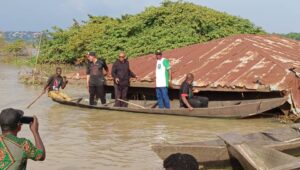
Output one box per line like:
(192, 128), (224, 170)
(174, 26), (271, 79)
(155, 50), (171, 109)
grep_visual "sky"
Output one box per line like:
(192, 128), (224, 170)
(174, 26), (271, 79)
(0, 0), (299, 33)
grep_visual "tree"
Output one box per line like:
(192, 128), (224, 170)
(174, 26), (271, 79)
(283, 33), (300, 41)
(0, 31), (6, 54)
(40, 1), (265, 64)
(4, 39), (26, 59)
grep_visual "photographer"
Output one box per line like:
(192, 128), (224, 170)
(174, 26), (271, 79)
(0, 108), (46, 169)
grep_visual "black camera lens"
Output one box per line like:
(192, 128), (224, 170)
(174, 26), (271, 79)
(20, 116), (34, 124)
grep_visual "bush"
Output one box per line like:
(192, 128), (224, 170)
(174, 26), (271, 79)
(40, 1), (265, 64)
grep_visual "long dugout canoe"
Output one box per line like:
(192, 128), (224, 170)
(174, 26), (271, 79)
(52, 97), (287, 119)
(151, 124), (300, 169)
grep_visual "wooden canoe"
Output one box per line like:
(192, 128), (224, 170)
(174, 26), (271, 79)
(52, 97), (286, 118)
(219, 133), (300, 170)
(151, 124), (300, 169)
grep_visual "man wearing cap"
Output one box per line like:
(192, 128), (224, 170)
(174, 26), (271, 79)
(0, 108), (46, 169)
(155, 50), (171, 109)
(86, 51), (109, 105)
(43, 67), (71, 101)
(111, 51), (137, 107)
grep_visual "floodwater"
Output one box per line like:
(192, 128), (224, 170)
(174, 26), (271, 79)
(0, 63), (287, 170)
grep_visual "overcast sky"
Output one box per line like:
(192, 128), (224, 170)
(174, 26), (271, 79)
(0, 0), (299, 33)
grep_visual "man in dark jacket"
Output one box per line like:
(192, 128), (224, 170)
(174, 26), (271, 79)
(86, 51), (109, 105)
(111, 52), (136, 107)
(179, 73), (208, 111)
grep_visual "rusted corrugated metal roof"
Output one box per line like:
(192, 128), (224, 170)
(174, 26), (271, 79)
(68, 34), (300, 113)
(124, 34), (300, 112)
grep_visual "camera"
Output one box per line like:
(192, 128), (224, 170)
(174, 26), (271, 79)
(20, 116), (34, 124)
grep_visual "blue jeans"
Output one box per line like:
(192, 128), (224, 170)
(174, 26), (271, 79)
(156, 87), (170, 109)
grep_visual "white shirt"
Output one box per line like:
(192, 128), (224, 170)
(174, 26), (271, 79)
(156, 58), (170, 87)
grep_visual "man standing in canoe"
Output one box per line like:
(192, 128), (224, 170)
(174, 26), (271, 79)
(111, 52), (137, 107)
(155, 49), (171, 109)
(44, 67), (71, 101)
(86, 51), (109, 105)
(179, 73), (208, 111)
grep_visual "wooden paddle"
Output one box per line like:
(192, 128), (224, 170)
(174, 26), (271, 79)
(117, 99), (145, 109)
(150, 102), (158, 108)
(103, 100), (115, 106)
(26, 91), (45, 109)
(69, 98), (83, 104)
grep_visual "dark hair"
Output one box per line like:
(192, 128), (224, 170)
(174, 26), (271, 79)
(155, 49), (162, 55)
(163, 153), (199, 170)
(186, 73), (194, 81)
(0, 108), (23, 131)
(87, 51), (96, 57)
(56, 67), (62, 71)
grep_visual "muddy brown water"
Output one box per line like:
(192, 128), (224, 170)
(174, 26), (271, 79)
(0, 63), (287, 170)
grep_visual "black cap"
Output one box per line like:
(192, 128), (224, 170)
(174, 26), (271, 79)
(155, 49), (162, 55)
(87, 51), (96, 57)
(0, 108), (24, 131)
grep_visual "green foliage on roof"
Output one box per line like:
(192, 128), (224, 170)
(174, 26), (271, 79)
(282, 33), (300, 41)
(39, 1), (265, 63)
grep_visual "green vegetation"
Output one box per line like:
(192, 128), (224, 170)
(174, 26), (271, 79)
(1, 56), (36, 66)
(40, 1), (265, 64)
(0, 31), (5, 53)
(282, 33), (300, 41)
(4, 39), (26, 57)
(0, 32), (36, 66)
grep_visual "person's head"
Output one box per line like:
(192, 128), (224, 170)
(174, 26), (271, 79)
(185, 73), (194, 85)
(155, 49), (163, 60)
(86, 51), (96, 62)
(163, 153), (199, 170)
(56, 67), (62, 76)
(0, 108), (24, 134)
(119, 51), (126, 62)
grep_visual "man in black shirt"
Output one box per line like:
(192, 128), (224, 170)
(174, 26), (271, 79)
(44, 67), (70, 101)
(86, 52), (108, 105)
(179, 73), (208, 110)
(111, 52), (136, 107)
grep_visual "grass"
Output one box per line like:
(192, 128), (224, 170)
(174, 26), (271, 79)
(0, 55), (36, 67)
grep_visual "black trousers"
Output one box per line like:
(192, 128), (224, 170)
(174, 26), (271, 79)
(114, 85), (128, 107)
(188, 96), (209, 108)
(89, 85), (106, 105)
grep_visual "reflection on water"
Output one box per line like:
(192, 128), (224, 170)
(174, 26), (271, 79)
(0, 63), (286, 170)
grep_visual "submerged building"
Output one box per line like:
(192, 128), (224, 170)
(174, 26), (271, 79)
(113, 34), (300, 114)
(69, 34), (300, 114)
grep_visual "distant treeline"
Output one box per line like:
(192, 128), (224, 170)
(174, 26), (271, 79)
(38, 1), (265, 64)
(0, 32), (34, 58)
(4, 31), (42, 42)
(0, 33), (5, 51)
(281, 33), (300, 41)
